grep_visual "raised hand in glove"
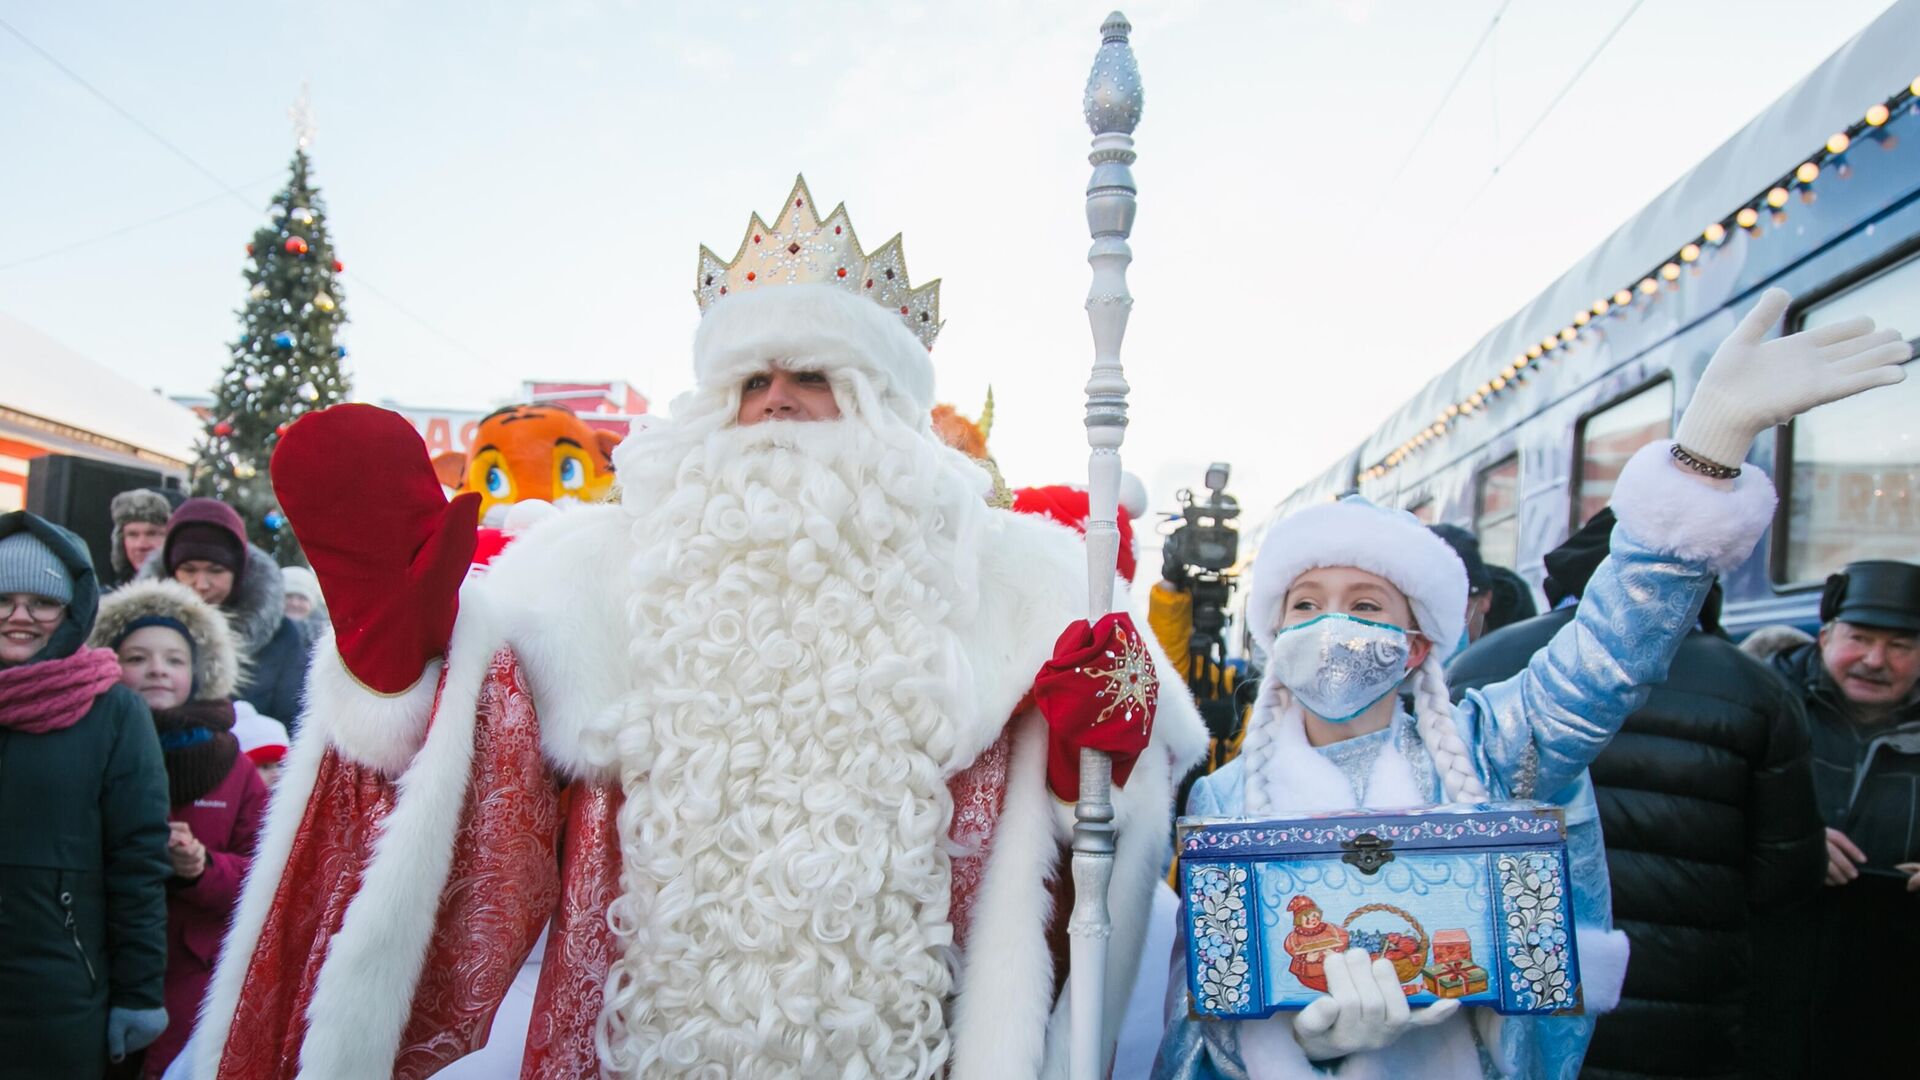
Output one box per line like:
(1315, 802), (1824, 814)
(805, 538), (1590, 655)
(1032, 612), (1158, 801)
(1293, 947), (1460, 1062)
(1676, 287), (1911, 472)
(107, 1005), (167, 1061)
(271, 404), (480, 693)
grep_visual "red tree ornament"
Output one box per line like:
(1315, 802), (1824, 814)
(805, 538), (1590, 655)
(331, 258), (344, 273)
(245, 243), (255, 256)
(285, 236), (310, 255)
(213, 420), (235, 437)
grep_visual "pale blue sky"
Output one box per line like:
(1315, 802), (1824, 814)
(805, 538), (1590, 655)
(0, 0), (1899, 526)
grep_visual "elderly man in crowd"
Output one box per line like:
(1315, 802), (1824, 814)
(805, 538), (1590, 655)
(1766, 558), (1920, 1074)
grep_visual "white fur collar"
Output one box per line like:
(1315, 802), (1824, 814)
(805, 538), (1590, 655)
(1255, 702), (1427, 814)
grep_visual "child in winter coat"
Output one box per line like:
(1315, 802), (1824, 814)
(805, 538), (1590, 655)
(1152, 290), (1911, 1080)
(138, 498), (312, 730)
(92, 580), (269, 1079)
(0, 512), (171, 1079)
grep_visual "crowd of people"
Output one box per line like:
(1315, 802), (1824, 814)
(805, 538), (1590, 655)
(1, 496), (300, 1077)
(0, 250), (1913, 1078)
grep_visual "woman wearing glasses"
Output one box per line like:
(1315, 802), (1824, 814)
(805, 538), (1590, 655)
(0, 511), (172, 1079)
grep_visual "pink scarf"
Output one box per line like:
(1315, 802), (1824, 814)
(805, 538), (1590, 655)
(0, 647), (124, 733)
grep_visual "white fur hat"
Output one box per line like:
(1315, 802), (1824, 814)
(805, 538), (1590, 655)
(693, 283), (935, 422)
(1246, 497), (1469, 665)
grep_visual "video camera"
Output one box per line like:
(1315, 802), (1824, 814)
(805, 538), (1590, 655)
(1163, 463), (1241, 647)
(1162, 465), (1251, 804)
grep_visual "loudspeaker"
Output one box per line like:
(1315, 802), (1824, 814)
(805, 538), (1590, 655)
(25, 455), (186, 585)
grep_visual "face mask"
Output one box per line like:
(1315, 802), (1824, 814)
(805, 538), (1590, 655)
(1267, 613), (1412, 722)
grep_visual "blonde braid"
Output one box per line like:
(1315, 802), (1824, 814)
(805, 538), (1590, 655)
(1239, 671), (1294, 817)
(1410, 657), (1490, 803)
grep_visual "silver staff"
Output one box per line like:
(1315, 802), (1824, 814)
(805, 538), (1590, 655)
(1070, 11), (1142, 1079)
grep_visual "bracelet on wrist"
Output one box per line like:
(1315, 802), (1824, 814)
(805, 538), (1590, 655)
(1670, 442), (1742, 480)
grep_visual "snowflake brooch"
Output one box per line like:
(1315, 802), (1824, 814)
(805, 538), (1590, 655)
(1077, 626), (1158, 727)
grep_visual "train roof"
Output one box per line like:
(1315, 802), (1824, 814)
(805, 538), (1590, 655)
(1282, 0), (1920, 516)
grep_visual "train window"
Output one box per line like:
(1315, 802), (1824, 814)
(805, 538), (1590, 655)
(1776, 254), (1920, 586)
(1573, 380), (1673, 528)
(1475, 455), (1520, 569)
(1801, 252), (1920, 338)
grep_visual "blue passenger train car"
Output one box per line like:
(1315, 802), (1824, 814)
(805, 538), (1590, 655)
(1262, 3), (1920, 640)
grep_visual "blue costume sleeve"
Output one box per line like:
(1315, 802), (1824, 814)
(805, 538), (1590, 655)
(1455, 522), (1714, 800)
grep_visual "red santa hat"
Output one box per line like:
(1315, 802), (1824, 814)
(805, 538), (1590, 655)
(1011, 481), (1143, 583)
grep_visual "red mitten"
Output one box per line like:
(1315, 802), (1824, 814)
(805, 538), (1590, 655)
(271, 404), (480, 693)
(1031, 612), (1159, 801)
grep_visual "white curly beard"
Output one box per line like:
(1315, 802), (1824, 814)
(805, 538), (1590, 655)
(594, 398), (995, 1079)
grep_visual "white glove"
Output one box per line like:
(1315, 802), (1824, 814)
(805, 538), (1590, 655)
(1675, 287), (1911, 470)
(1292, 947), (1461, 1062)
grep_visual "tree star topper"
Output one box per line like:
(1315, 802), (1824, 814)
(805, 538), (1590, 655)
(288, 79), (316, 149)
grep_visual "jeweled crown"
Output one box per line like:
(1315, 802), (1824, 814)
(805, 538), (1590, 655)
(694, 175), (944, 349)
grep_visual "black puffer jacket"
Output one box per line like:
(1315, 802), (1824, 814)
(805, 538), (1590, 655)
(1452, 610), (1825, 1080)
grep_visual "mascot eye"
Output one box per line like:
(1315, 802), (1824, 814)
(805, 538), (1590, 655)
(485, 465), (510, 498)
(559, 457), (585, 490)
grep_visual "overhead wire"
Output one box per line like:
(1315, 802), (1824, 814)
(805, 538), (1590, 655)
(0, 12), (512, 384)
(1417, 0), (1649, 264)
(1374, 0), (1516, 200)
(0, 175), (281, 272)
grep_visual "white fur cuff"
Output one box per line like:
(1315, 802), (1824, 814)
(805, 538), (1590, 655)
(303, 640), (441, 776)
(1608, 440), (1777, 575)
(1576, 926), (1631, 1014)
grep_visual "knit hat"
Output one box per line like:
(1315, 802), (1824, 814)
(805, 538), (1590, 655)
(1544, 507), (1724, 635)
(233, 703), (289, 766)
(1543, 508), (1615, 608)
(281, 565), (323, 607)
(163, 498), (248, 587)
(0, 530), (74, 605)
(1428, 524), (1491, 594)
(1246, 496), (1469, 665)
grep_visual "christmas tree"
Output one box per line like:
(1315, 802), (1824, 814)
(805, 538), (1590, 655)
(194, 134), (349, 563)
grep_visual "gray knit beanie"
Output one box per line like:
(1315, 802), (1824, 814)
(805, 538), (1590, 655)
(0, 530), (73, 605)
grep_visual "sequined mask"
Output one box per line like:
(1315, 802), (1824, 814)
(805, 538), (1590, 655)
(1267, 613), (1412, 722)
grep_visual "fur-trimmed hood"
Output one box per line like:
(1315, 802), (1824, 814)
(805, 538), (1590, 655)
(139, 543), (287, 660)
(89, 579), (243, 702)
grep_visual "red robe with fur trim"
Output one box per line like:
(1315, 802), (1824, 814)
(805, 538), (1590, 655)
(190, 504), (1205, 1080)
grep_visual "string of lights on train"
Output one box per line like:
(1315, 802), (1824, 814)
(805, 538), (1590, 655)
(1360, 72), (1920, 485)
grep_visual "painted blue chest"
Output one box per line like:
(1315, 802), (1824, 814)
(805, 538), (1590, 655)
(1177, 802), (1586, 1019)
